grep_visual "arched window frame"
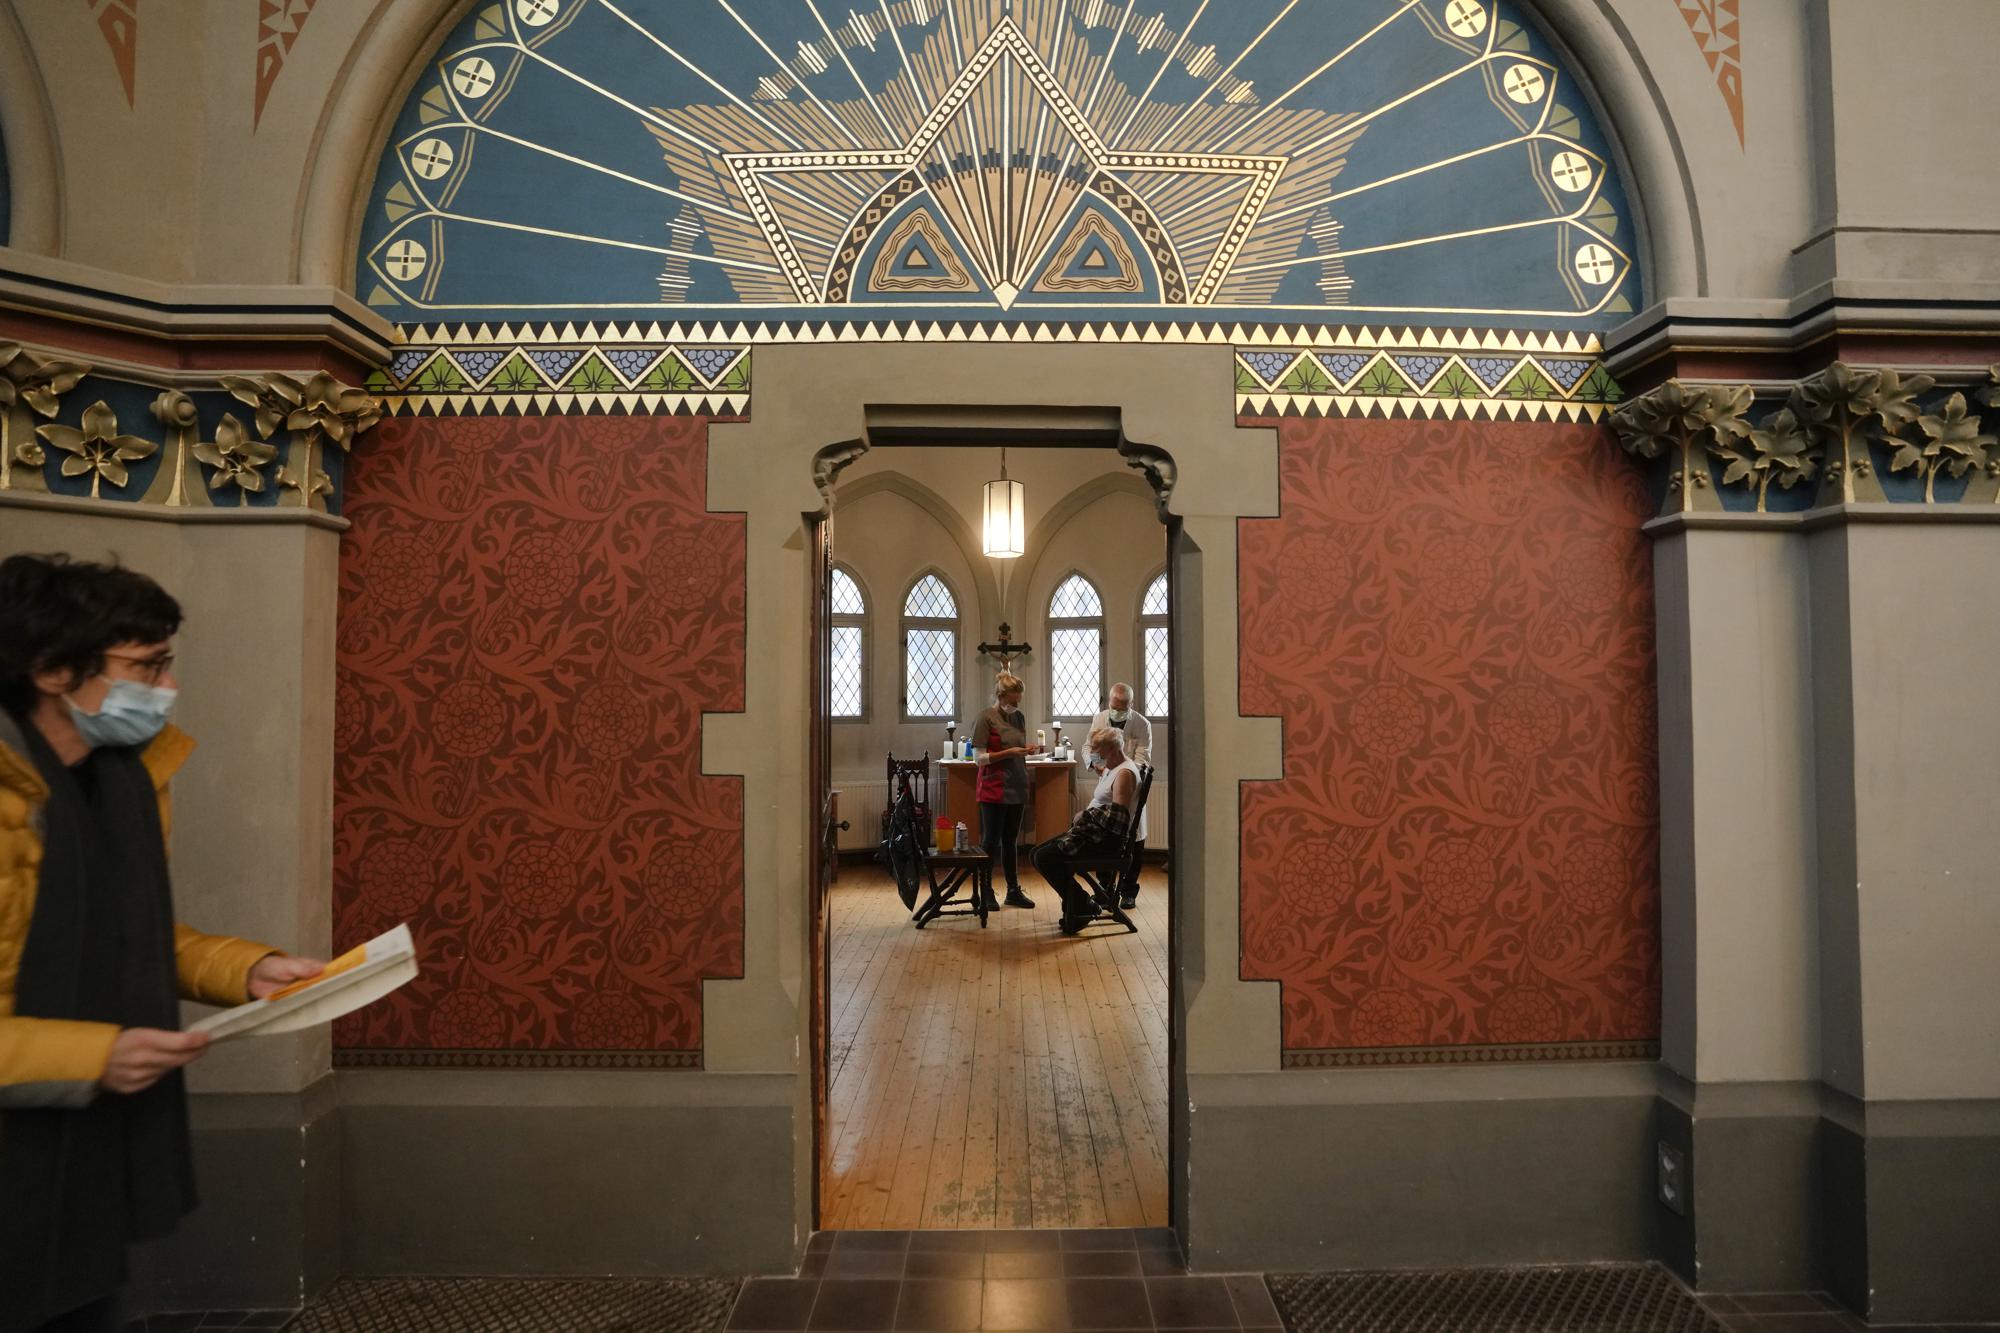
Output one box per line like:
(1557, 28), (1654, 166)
(828, 563), (869, 722)
(899, 569), (960, 722)
(1138, 567), (1169, 718)
(1045, 570), (1105, 724)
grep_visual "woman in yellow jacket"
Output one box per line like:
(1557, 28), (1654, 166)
(0, 554), (323, 1333)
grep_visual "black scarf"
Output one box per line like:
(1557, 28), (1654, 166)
(0, 722), (194, 1332)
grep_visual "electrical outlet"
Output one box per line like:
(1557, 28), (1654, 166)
(1657, 1140), (1687, 1216)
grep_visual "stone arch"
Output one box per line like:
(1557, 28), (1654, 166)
(0, 1), (61, 253)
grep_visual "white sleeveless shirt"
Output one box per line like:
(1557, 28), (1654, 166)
(1087, 757), (1146, 841)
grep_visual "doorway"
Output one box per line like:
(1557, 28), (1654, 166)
(811, 438), (1179, 1231)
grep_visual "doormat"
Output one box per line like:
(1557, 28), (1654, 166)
(1267, 1264), (1724, 1333)
(283, 1277), (741, 1332)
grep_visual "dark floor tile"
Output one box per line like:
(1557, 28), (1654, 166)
(809, 1233), (838, 1255)
(808, 1279), (902, 1332)
(911, 1232), (990, 1254)
(138, 1319), (201, 1333)
(1224, 1275), (1280, 1329)
(198, 1314), (253, 1328)
(1748, 1314), (1867, 1333)
(1133, 1229), (1180, 1252)
(234, 1316), (294, 1330)
(985, 1250), (1065, 1281)
(1059, 1229), (1136, 1252)
(836, 1231), (915, 1253)
(894, 1280), (983, 1331)
(1137, 1248), (1188, 1277)
(985, 1229), (1062, 1252)
(1719, 1316), (1762, 1333)
(827, 1249), (911, 1280)
(1062, 1250), (1141, 1278)
(1064, 1277), (1153, 1331)
(983, 1279), (1071, 1331)
(906, 1250), (986, 1280)
(732, 1279), (824, 1331)
(1736, 1295), (1834, 1315)
(1145, 1277), (1238, 1330)
(1702, 1296), (1744, 1315)
(801, 1249), (832, 1278)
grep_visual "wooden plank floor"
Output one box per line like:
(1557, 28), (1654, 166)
(821, 863), (1170, 1230)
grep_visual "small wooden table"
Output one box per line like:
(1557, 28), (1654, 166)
(937, 758), (1079, 845)
(913, 845), (992, 929)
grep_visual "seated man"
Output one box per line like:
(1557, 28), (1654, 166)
(1088, 682), (1151, 911)
(1031, 726), (1145, 935)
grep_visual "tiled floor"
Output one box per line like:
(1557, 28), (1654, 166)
(729, 1227), (1278, 1332)
(1694, 1290), (1993, 1333)
(123, 1314), (294, 1331)
(119, 1255), (1999, 1332)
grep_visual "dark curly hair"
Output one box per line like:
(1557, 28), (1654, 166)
(0, 553), (182, 719)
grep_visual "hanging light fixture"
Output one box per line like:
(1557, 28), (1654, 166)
(982, 445), (1025, 559)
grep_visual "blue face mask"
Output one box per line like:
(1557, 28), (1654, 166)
(67, 677), (178, 748)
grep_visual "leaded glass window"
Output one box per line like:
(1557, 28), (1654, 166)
(829, 566), (866, 719)
(1047, 573), (1103, 719)
(901, 573), (958, 719)
(1141, 571), (1169, 717)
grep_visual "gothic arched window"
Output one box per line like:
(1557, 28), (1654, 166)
(829, 565), (867, 719)
(1140, 570), (1169, 717)
(1047, 572), (1104, 720)
(901, 572), (959, 720)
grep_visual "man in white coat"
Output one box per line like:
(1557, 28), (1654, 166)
(1088, 682), (1151, 910)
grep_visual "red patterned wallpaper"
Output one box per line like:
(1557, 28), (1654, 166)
(1238, 417), (1660, 1062)
(332, 415), (745, 1061)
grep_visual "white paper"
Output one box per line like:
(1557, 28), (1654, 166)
(188, 923), (418, 1042)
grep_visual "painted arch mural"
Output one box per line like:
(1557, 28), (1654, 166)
(359, 0), (1640, 327)
(338, 0), (1658, 1069)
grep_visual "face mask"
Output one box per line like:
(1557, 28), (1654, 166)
(1109, 708), (1128, 723)
(67, 677), (178, 748)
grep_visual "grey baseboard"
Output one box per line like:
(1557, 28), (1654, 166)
(127, 1077), (340, 1312)
(337, 1072), (799, 1278)
(1841, 1099), (2000, 1323)
(1185, 1066), (1657, 1272)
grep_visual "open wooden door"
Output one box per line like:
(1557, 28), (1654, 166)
(808, 513), (840, 1226)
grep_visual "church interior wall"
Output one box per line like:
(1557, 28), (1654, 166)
(2, 0), (1998, 1319)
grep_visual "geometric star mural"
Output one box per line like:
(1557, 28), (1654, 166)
(359, 0), (1641, 328)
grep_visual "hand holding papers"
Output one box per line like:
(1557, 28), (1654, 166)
(188, 923), (417, 1041)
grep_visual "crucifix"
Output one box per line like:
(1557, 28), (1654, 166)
(976, 623), (1032, 668)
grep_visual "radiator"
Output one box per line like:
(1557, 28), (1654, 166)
(832, 777), (894, 852)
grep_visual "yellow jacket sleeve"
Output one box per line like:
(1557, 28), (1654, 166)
(0, 1015), (119, 1108)
(174, 923), (276, 1008)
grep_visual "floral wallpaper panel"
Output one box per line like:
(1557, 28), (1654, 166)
(332, 414), (745, 1057)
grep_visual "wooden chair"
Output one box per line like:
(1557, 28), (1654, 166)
(1067, 764), (1153, 936)
(879, 751), (932, 850)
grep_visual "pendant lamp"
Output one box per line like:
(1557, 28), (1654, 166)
(982, 446), (1025, 559)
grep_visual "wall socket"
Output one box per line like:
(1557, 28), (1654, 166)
(1657, 1140), (1687, 1216)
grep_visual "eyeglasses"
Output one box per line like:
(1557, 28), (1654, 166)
(104, 651), (176, 685)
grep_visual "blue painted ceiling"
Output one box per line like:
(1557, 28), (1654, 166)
(358, 0), (1641, 328)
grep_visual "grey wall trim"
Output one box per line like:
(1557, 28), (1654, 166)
(0, 251), (393, 362)
(1190, 1060), (1658, 1108)
(334, 1069), (797, 1109)
(1645, 503), (2000, 540)
(0, 491), (351, 530)
(1604, 293), (2000, 376)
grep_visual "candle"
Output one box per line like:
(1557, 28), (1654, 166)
(1036, 729), (1046, 753)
